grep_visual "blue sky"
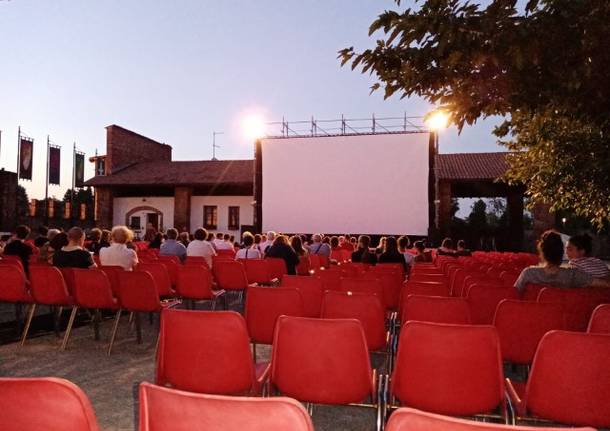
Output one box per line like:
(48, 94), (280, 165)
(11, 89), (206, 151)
(0, 0), (502, 201)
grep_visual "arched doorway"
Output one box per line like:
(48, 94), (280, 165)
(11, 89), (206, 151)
(125, 205), (164, 235)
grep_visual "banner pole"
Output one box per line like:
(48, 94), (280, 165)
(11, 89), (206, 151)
(71, 142), (75, 224)
(45, 135), (50, 224)
(16, 126), (20, 179)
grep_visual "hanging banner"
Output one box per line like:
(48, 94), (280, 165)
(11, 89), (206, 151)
(19, 138), (34, 180)
(49, 146), (61, 185)
(74, 152), (85, 187)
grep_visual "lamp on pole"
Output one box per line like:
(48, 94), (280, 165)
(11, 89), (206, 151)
(425, 108), (450, 235)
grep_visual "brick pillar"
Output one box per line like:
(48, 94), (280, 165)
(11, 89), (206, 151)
(532, 202), (555, 239)
(94, 187), (114, 228)
(174, 187), (192, 232)
(507, 188), (524, 251)
(437, 180), (452, 238)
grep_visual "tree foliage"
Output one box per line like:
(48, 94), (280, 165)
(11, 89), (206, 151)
(16, 185), (29, 218)
(340, 0), (610, 227)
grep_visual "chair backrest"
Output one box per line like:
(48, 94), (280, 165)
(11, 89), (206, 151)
(401, 295), (471, 325)
(537, 287), (610, 331)
(308, 253), (321, 270)
(524, 330), (610, 428)
(157, 255), (181, 264)
(175, 265), (214, 300)
(136, 263), (173, 296)
(97, 265), (125, 297)
(117, 271), (161, 312)
(403, 281), (450, 298)
(156, 309), (256, 395)
(271, 316), (373, 405)
(588, 303), (610, 334)
(72, 269), (117, 309)
(466, 284), (519, 324)
(0, 255), (25, 273)
(295, 255), (311, 275)
(266, 257), (288, 280)
(340, 277), (384, 300)
(320, 291), (386, 351)
(139, 381), (314, 431)
(184, 256), (209, 268)
(28, 266), (72, 305)
(385, 407), (595, 431)
(391, 321), (504, 416)
(241, 259), (273, 284)
(281, 275), (324, 317)
(0, 377), (100, 431)
(245, 287), (304, 344)
(0, 264), (30, 303)
(493, 299), (564, 364)
(317, 269), (342, 292)
(213, 260), (248, 291)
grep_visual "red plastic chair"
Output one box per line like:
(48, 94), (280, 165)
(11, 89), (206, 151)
(400, 295), (471, 325)
(466, 284), (519, 324)
(385, 407), (594, 431)
(317, 269), (342, 292)
(213, 260), (250, 292)
(493, 300), (564, 364)
(97, 265), (125, 297)
(266, 257), (287, 281)
(0, 264), (32, 306)
(537, 287), (610, 331)
(588, 303), (610, 334)
(296, 255), (311, 275)
(241, 259), (274, 284)
(390, 322), (505, 419)
(321, 290), (387, 351)
(136, 263), (174, 297)
(308, 254), (322, 271)
(62, 269), (120, 351)
(156, 309), (270, 395)
(506, 330), (610, 428)
(184, 255), (210, 268)
(0, 255), (25, 273)
(271, 316), (381, 424)
(175, 265), (225, 309)
(139, 381), (314, 431)
(21, 266), (74, 345)
(340, 277), (384, 301)
(244, 286), (304, 357)
(0, 377), (100, 431)
(281, 275), (324, 317)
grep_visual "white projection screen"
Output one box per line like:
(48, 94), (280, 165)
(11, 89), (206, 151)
(261, 132), (430, 235)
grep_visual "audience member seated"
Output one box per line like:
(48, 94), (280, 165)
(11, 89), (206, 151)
(375, 236), (386, 255)
(338, 235), (355, 252)
(351, 235), (378, 265)
(3, 225), (34, 273)
(330, 236), (340, 251)
(253, 233), (263, 254)
(160, 228), (187, 262)
(456, 239), (472, 256)
(514, 230), (610, 292)
(212, 232), (233, 251)
(87, 228), (108, 255)
(265, 234), (300, 275)
(33, 225), (49, 248)
(99, 226), (139, 271)
(566, 234), (610, 279)
(186, 228), (217, 266)
(178, 231), (190, 248)
(235, 231), (261, 260)
(308, 233), (331, 257)
(290, 235), (308, 257)
(143, 222), (157, 242)
(413, 240), (432, 262)
(53, 227), (96, 269)
(47, 231), (69, 264)
(260, 231), (275, 254)
(379, 236), (408, 270)
(149, 232), (163, 249)
(38, 228), (60, 263)
(437, 237), (458, 257)
(398, 235), (414, 270)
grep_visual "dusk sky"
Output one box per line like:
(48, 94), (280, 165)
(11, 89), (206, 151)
(0, 0), (502, 201)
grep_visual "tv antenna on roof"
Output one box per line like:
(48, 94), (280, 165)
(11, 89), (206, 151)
(212, 131), (223, 161)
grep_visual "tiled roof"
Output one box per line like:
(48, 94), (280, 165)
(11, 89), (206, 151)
(84, 159), (254, 187)
(436, 152), (509, 181)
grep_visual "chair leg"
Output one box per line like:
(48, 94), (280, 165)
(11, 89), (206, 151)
(53, 306), (64, 337)
(252, 342), (257, 362)
(93, 309), (101, 341)
(135, 312), (143, 344)
(107, 309), (122, 356)
(20, 304), (36, 346)
(211, 297), (217, 311)
(60, 306), (78, 351)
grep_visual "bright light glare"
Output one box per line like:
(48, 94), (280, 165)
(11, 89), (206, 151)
(425, 110), (450, 131)
(242, 114), (266, 141)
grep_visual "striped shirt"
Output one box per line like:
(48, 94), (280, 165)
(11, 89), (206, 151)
(569, 257), (610, 279)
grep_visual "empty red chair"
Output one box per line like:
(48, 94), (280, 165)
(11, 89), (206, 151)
(175, 265), (225, 309)
(266, 257), (287, 281)
(506, 330), (610, 428)
(493, 300), (564, 364)
(0, 377), (100, 431)
(245, 286), (304, 356)
(308, 254), (322, 271)
(156, 309), (269, 395)
(409, 273), (446, 284)
(375, 263), (404, 274)
(295, 255), (312, 275)
(184, 256), (209, 268)
(137, 263), (174, 297)
(373, 271), (404, 311)
(466, 284), (518, 324)
(0, 264), (32, 307)
(385, 407), (594, 431)
(402, 281), (450, 298)
(400, 295), (471, 325)
(241, 259), (274, 284)
(21, 266), (74, 345)
(340, 277), (384, 300)
(97, 265), (124, 297)
(213, 260), (250, 292)
(588, 303), (610, 334)
(391, 322), (505, 419)
(321, 291), (387, 351)
(537, 287), (610, 331)
(281, 275), (324, 317)
(317, 268), (342, 291)
(271, 316), (379, 419)
(0, 255), (25, 273)
(139, 381), (314, 431)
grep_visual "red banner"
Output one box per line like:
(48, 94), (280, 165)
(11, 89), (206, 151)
(19, 138), (33, 180)
(49, 146), (61, 185)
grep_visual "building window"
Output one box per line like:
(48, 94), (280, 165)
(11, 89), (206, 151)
(228, 206), (240, 231)
(203, 206), (218, 230)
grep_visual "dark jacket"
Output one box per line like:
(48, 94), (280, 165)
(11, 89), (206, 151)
(265, 243), (300, 275)
(351, 248), (378, 265)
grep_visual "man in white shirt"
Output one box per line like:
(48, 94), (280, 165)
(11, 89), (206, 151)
(259, 231), (276, 255)
(212, 232), (233, 251)
(187, 228), (216, 267)
(308, 233), (330, 257)
(99, 225), (138, 271)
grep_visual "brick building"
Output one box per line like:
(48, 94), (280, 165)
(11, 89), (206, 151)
(86, 125), (254, 237)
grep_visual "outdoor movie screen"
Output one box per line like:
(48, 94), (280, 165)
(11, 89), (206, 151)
(261, 132), (430, 235)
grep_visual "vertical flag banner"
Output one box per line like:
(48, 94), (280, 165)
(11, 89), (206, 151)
(49, 145), (61, 185)
(74, 151), (85, 187)
(19, 138), (34, 180)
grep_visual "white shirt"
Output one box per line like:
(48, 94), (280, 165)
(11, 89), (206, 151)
(402, 251), (414, 267)
(186, 240), (216, 267)
(99, 243), (138, 271)
(235, 247), (262, 260)
(260, 240), (273, 254)
(213, 239), (233, 250)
